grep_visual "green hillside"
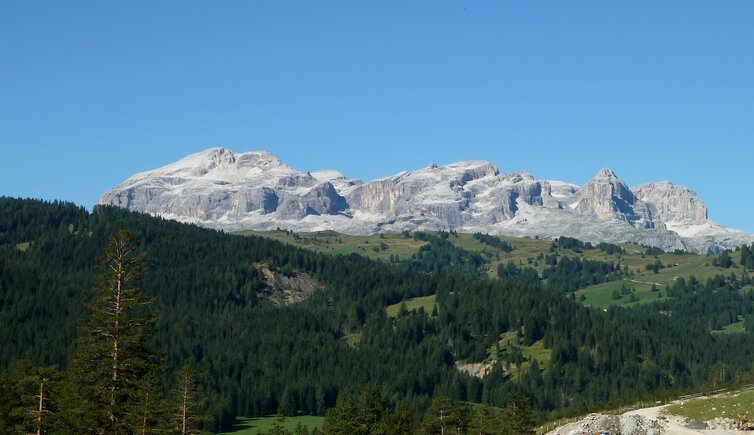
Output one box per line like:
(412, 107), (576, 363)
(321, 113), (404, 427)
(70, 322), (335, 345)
(248, 229), (751, 308)
(2, 198), (754, 433)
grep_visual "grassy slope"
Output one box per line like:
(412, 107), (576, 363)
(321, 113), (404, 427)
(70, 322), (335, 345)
(495, 332), (552, 380)
(385, 295), (437, 317)
(236, 230), (427, 263)
(577, 250), (748, 308)
(218, 415), (324, 434)
(712, 316), (747, 334)
(665, 388), (754, 421)
(241, 230), (748, 313)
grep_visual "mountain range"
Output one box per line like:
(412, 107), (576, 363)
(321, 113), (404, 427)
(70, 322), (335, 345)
(99, 147), (754, 253)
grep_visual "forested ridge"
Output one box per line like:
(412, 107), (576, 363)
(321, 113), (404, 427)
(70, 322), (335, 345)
(2, 197), (754, 433)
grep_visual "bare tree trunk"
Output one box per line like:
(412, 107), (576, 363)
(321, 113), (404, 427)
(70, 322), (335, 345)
(37, 380), (44, 435)
(110, 256), (124, 424)
(141, 392), (149, 435)
(182, 376), (189, 435)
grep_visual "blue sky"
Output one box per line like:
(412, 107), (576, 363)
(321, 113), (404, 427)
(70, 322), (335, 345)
(2, 1), (753, 231)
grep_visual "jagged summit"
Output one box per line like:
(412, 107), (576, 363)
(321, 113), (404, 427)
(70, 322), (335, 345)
(99, 147), (754, 253)
(575, 167), (650, 227)
(594, 167), (618, 179)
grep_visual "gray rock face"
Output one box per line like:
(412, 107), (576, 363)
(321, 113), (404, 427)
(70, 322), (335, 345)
(277, 182), (347, 218)
(98, 147), (348, 222)
(574, 168), (655, 228)
(98, 147), (754, 253)
(344, 161), (498, 228)
(632, 181), (708, 224)
(229, 188), (279, 217)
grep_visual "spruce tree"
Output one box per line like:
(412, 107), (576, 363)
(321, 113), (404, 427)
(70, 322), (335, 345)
(59, 230), (161, 433)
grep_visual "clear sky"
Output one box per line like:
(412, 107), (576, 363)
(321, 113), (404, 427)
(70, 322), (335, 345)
(2, 1), (753, 231)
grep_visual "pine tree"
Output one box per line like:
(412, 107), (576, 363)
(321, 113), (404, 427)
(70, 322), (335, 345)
(59, 230), (161, 433)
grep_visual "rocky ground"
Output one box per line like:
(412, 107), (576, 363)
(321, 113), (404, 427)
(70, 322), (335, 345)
(547, 403), (746, 435)
(547, 411), (664, 435)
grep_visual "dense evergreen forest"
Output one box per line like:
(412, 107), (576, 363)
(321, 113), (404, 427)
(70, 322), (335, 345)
(2, 197), (754, 433)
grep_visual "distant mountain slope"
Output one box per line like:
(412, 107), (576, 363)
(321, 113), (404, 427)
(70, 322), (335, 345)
(99, 147), (754, 252)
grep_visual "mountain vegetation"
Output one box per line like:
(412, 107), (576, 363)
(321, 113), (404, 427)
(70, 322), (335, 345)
(3, 197), (754, 433)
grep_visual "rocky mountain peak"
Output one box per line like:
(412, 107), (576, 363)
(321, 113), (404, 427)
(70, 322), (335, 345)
(99, 147), (753, 253)
(595, 167), (618, 179)
(575, 168), (652, 227)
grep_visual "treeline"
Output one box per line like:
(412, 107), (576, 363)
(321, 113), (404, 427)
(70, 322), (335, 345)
(663, 274), (754, 331)
(496, 255), (624, 294)
(741, 244), (754, 269)
(542, 256), (623, 294)
(409, 231), (485, 273)
(319, 384), (533, 435)
(551, 236), (624, 255)
(472, 233), (513, 252)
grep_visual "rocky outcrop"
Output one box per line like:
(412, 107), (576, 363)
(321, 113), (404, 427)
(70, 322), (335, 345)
(574, 168), (654, 228)
(258, 265), (320, 305)
(277, 182), (347, 218)
(98, 147), (754, 253)
(633, 181), (708, 224)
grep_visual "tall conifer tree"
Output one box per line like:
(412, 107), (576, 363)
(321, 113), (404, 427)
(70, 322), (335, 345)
(59, 230), (161, 433)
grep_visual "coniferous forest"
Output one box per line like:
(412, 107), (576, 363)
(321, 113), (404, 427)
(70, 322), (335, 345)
(2, 197), (754, 433)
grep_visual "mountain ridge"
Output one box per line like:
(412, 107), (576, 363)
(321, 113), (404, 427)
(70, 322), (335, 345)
(99, 147), (754, 253)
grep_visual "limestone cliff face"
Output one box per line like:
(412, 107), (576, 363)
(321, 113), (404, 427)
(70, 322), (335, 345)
(99, 147), (754, 253)
(277, 182), (347, 218)
(574, 168), (655, 228)
(98, 147), (347, 221)
(344, 161), (498, 228)
(229, 188), (279, 217)
(632, 182), (708, 224)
